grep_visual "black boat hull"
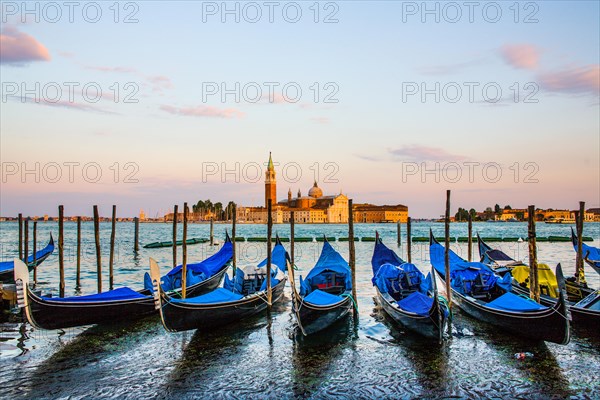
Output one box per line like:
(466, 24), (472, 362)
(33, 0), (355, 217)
(571, 304), (600, 332)
(434, 269), (569, 344)
(22, 290), (155, 330)
(293, 293), (352, 335)
(158, 279), (287, 332)
(376, 288), (444, 340)
(510, 282), (599, 332)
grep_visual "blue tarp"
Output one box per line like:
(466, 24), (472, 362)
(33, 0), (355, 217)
(299, 241), (352, 296)
(430, 238), (512, 294)
(0, 235), (55, 273)
(304, 289), (345, 306)
(372, 263), (425, 293)
(42, 287), (148, 302)
(171, 288), (243, 304)
(486, 292), (548, 312)
(257, 242), (290, 273)
(146, 240), (233, 292)
(371, 237), (405, 276)
(397, 291), (434, 316)
(223, 243), (287, 294)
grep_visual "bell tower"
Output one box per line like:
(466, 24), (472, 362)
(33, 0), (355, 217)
(265, 152), (277, 207)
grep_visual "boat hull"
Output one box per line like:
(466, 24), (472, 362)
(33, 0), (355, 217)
(159, 279), (287, 332)
(434, 270), (569, 344)
(294, 293), (352, 335)
(510, 281), (598, 332)
(376, 288), (444, 340)
(23, 290), (155, 330)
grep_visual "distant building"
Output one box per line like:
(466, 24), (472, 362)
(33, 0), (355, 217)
(236, 153), (407, 224)
(353, 203), (408, 223)
(140, 209), (146, 221)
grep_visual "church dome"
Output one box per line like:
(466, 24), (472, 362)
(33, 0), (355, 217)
(308, 181), (323, 198)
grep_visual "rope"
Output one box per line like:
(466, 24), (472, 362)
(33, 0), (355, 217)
(437, 295), (452, 320)
(342, 293), (359, 312)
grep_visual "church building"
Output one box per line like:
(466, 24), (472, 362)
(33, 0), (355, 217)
(236, 153), (349, 223)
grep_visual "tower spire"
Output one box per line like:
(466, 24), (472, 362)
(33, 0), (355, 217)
(268, 151), (274, 170)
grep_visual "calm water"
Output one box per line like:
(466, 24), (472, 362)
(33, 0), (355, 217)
(1, 221), (599, 399)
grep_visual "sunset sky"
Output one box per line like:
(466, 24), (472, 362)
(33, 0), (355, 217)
(1, 1), (599, 218)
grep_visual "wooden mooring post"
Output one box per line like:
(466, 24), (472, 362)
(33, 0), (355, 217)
(444, 190), (452, 333)
(32, 221), (37, 285)
(349, 199), (357, 311)
(266, 199), (273, 308)
(109, 205), (116, 290)
(93, 205), (102, 293)
(134, 217), (140, 253)
(76, 216), (81, 288)
(232, 204), (237, 274)
(527, 205), (540, 302)
(18, 213), (23, 260)
(407, 217), (412, 263)
(59, 205), (65, 297)
(172, 205), (178, 268)
(182, 203), (188, 299)
(468, 214), (473, 262)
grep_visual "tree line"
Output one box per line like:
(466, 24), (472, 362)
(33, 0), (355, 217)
(192, 200), (237, 221)
(455, 204), (519, 221)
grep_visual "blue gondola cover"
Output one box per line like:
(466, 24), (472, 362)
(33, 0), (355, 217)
(257, 242), (290, 273)
(300, 241), (352, 296)
(145, 240), (233, 292)
(397, 291), (434, 316)
(0, 236), (55, 273)
(171, 288), (243, 304)
(371, 238), (405, 276)
(42, 287), (148, 302)
(304, 289), (345, 306)
(486, 292), (548, 312)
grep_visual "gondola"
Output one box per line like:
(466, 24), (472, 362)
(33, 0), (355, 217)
(15, 235), (233, 330)
(430, 231), (570, 344)
(371, 233), (448, 340)
(478, 233), (594, 302)
(0, 234), (54, 283)
(478, 234), (599, 333)
(141, 233), (233, 298)
(151, 238), (289, 332)
(287, 238), (353, 336)
(143, 237), (208, 249)
(571, 228), (600, 275)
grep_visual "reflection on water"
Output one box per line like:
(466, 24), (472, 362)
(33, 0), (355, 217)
(291, 316), (357, 399)
(0, 222), (599, 398)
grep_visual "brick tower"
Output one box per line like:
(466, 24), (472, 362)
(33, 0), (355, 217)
(265, 152), (277, 207)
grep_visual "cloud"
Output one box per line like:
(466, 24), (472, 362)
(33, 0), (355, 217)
(85, 65), (138, 73)
(160, 104), (244, 119)
(0, 26), (50, 65)
(537, 65), (599, 96)
(310, 116), (329, 124)
(388, 145), (468, 162)
(11, 96), (117, 114)
(147, 75), (173, 90)
(499, 44), (539, 70)
(354, 154), (379, 162)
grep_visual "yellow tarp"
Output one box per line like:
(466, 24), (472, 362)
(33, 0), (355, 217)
(511, 264), (559, 298)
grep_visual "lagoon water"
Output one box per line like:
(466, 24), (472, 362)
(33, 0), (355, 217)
(1, 221), (599, 399)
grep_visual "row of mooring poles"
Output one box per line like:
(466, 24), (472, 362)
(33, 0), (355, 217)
(16, 205), (140, 296)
